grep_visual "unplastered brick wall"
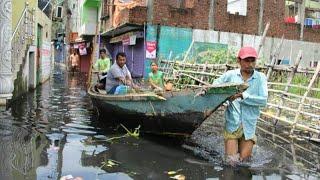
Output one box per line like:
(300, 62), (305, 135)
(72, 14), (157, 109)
(214, 0), (320, 43)
(214, 0), (259, 34)
(304, 28), (320, 42)
(129, 6), (147, 24)
(262, 0), (305, 40)
(263, 0), (320, 42)
(149, 0), (320, 43)
(152, 0), (210, 29)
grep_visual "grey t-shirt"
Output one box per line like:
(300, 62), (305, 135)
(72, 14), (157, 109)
(105, 63), (132, 92)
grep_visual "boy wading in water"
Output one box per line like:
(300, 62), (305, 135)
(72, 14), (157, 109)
(213, 47), (268, 165)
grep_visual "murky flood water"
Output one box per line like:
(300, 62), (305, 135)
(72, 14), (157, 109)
(0, 65), (319, 180)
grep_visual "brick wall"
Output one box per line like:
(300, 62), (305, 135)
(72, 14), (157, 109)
(152, 0), (209, 29)
(101, 1), (147, 31)
(102, 0), (320, 42)
(151, 0), (320, 43)
(102, 0), (110, 17)
(214, 0), (259, 34)
(129, 6), (147, 25)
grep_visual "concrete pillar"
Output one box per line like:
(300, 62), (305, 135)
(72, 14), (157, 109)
(299, 0), (305, 41)
(258, 0), (265, 35)
(208, 0), (215, 30)
(0, 0), (14, 106)
(147, 0), (154, 24)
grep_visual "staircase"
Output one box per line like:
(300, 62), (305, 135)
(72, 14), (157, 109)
(11, 3), (35, 82)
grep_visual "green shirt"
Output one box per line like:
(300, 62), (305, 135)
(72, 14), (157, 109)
(149, 71), (164, 88)
(94, 58), (111, 73)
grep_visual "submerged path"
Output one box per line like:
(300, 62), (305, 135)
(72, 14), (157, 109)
(0, 65), (319, 179)
(188, 107), (320, 179)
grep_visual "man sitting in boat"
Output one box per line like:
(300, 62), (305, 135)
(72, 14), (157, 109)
(105, 52), (138, 94)
(148, 61), (165, 91)
(212, 46), (268, 165)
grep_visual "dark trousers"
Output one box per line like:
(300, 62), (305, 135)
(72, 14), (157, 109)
(98, 72), (107, 87)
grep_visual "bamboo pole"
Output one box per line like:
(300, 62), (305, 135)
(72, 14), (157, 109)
(178, 72), (211, 86)
(87, 9), (100, 91)
(274, 51), (302, 124)
(257, 22), (270, 56)
(257, 126), (318, 168)
(268, 89), (320, 103)
(182, 40), (194, 62)
(290, 62), (320, 135)
(258, 118), (320, 154)
(267, 103), (319, 118)
(176, 69), (219, 77)
(266, 35), (284, 80)
(268, 82), (320, 92)
(272, 93), (320, 110)
(260, 111), (320, 134)
(160, 60), (316, 75)
(284, 51), (303, 92)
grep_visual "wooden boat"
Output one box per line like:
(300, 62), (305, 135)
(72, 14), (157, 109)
(88, 83), (247, 135)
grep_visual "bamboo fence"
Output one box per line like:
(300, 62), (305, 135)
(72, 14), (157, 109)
(159, 56), (320, 142)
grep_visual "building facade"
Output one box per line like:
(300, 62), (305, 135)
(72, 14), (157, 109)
(0, 0), (54, 105)
(99, 0), (320, 77)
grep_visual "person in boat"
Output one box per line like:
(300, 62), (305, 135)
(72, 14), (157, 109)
(105, 52), (138, 94)
(148, 61), (165, 91)
(212, 46), (268, 165)
(94, 49), (111, 91)
(69, 49), (80, 75)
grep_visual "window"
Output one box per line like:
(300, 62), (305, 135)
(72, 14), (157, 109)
(168, 0), (195, 9)
(227, 0), (247, 16)
(304, 1), (320, 29)
(314, 61), (318, 67)
(310, 61), (318, 67)
(284, 1), (299, 24)
(285, 0), (320, 27)
(56, 6), (63, 18)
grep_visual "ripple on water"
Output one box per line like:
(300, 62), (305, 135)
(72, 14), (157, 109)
(62, 127), (97, 135)
(65, 122), (94, 130)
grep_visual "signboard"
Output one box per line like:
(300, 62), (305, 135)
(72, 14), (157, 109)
(110, 31), (143, 44)
(146, 41), (157, 59)
(122, 35), (137, 45)
(79, 43), (87, 56)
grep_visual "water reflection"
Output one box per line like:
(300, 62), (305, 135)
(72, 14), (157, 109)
(0, 65), (319, 180)
(190, 108), (320, 179)
(0, 66), (220, 180)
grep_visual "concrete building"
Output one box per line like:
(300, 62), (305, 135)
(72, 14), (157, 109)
(0, 0), (54, 105)
(68, 0), (102, 74)
(98, 0), (320, 77)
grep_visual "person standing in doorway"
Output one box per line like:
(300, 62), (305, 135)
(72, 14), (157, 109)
(69, 49), (80, 75)
(94, 49), (111, 91)
(212, 46), (268, 165)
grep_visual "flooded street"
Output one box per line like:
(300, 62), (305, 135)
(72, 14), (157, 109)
(0, 65), (319, 180)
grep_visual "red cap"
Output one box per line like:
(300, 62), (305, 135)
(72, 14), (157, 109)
(237, 46), (258, 59)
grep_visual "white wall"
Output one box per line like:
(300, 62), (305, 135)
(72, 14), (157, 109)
(193, 29), (320, 68)
(79, 6), (98, 36)
(69, 0), (80, 32)
(36, 9), (52, 83)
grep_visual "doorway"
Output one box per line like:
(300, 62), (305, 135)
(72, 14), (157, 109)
(28, 52), (35, 89)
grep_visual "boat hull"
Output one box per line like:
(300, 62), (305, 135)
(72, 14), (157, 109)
(88, 84), (243, 134)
